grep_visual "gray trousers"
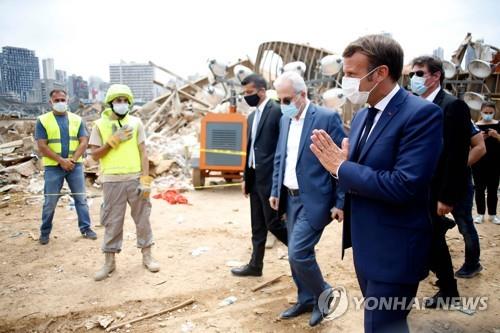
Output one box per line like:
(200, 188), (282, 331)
(101, 179), (153, 253)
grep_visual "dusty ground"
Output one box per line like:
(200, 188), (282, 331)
(0, 184), (499, 332)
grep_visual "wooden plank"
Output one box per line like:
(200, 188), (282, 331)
(106, 298), (195, 332)
(251, 274), (285, 292)
(144, 93), (175, 130)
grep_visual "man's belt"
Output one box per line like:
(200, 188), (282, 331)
(285, 187), (300, 196)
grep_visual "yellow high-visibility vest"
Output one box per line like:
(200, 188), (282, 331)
(95, 109), (141, 175)
(38, 111), (83, 166)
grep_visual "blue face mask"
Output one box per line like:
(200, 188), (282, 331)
(410, 76), (428, 96)
(482, 113), (493, 121)
(281, 103), (299, 118)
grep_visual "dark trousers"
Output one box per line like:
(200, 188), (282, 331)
(473, 166), (499, 215)
(286, 193), (330, 305)
(451, 170), (480, 267)
(248, 177), (288, 269)
(429, 203), (458, 294)
(356, 272), (418, 333)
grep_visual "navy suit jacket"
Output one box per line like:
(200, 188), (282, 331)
(271, 103), (346, 231)
(339, 88), (443, 284)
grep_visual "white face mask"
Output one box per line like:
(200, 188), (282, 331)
(113, 102), (129, 115)
(52, 102), (67, 112)
(341, 66), (380, 105)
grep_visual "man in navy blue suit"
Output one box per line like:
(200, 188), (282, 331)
(270, 71), (346, 327)
(310, 35), (443, 332)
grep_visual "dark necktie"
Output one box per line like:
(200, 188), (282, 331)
(353, 107), (378, 161)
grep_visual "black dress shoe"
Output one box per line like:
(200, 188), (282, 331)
(309, 306), (325, 327)
(424, 290), (460, 309)
(310, 288), (334, 327)
(39, 235), (49, 245)
(280, 303), (314, 319)
(230, 264), (262, 277)
(455, 263), (483, 278)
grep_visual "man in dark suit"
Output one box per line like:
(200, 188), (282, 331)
(270, 71), (346, 327)
(410, 56), (472, 307)
(231, 74), (288, 277)
(310, 35), (443, 332)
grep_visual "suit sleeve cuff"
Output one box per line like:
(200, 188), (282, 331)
(330, 161), (345, 180)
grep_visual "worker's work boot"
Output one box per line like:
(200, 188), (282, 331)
(142, 247), (160, 272)
(94, 252), (116, 281)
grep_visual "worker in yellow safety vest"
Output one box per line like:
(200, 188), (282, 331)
(89, 84), (159, 281)
(35, 89), (96, 245)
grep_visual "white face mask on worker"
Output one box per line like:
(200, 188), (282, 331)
(113, 103), (129, 115)
(52, 102), (67, 112)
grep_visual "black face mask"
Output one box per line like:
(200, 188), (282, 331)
(244, 93), (260, 107)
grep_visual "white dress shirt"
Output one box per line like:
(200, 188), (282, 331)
(248, 97), (270, 168)
(283, 100), (310, 190)
(425, 85), (441, 103)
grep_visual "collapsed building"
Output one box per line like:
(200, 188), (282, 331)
(0, 33), (499, 201)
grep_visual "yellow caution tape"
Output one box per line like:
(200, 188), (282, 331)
(199, 148), (246, 156)
(193, 182), (242, 190)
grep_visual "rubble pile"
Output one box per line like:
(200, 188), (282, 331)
(0, 57), (257, 202)
(133, 59), (254, 190)
(0, 119), (36, 143)
(0, 135), (41, 207)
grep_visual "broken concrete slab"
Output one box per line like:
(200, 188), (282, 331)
(0, 159), (38, 177)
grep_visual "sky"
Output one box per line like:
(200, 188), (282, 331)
(1, 0), (499, 83)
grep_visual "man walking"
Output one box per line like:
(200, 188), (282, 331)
(231, 74), (288, 277)
(270, 71), (345, 327)
(310, 35), (443, 332)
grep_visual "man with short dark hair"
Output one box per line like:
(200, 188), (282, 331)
(410, 56), (472, 305)
(231, 74), (288, 277)
(310, 35), (443, 332)
(35, 89), (96, 245)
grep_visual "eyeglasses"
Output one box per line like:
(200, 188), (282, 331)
(279, 96), (294, 105)
(409, 70), (426, 78)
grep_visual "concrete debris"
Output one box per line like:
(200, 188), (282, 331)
(83, 314), (115, 330)
(191, 247), (209, 257)
(0, 119), (36, 144)
(26, 177), (44, 194)
(180, 321), (195, 332)
(0, 159), (38, 177)
(147, 130), (199, 189)
(114, 311), (126, 319)
(218, 296), (237, 307)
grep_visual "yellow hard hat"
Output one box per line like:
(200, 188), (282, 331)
(105, 84), (135, 105)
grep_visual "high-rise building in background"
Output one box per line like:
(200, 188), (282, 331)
(29, 78), (66, 104)
(55, 69), (67, 84)
(0, 46), (40, 102)
(433, 47), (444, 60)
(88, 76), (109, 102)
(42, 58), (56, 80)
(109, 62), (155, 103)
(67, 74), (89, 100)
